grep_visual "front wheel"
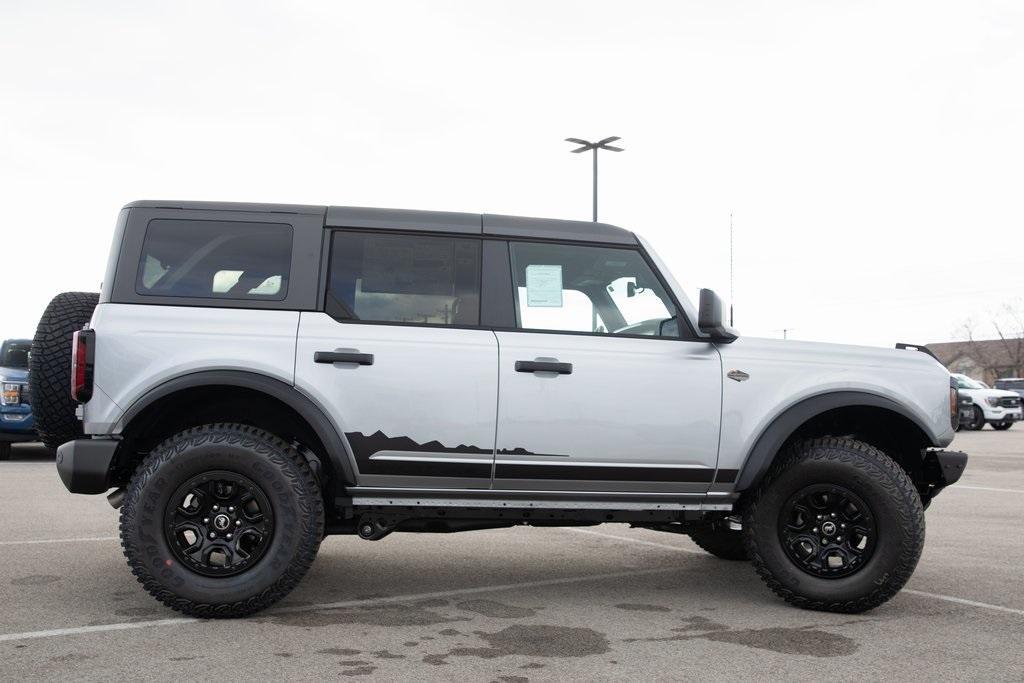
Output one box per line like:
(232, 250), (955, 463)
(967, 406), (986, 431)
(0, 442), (10, 461)
(992, 422), (1013, 431)
(744, 437), (924, 613)
(119, 423), (324, 618)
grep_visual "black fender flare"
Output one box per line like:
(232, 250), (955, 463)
(733, 390), (939, 492)
(114, 370), (357, 485)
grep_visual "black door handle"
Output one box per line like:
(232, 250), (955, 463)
(314, 351), (374, 366)
(515, 360), (572, 375)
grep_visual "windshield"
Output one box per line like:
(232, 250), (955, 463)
(953, 375), (985, 390)
(996, 379), (1024, 390)
(0, 340), (31, 369)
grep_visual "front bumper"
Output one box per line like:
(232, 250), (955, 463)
(982, 406), (1023, 423)
(0, 431), (36, 443)
(56, 438), (119, 494)
(0, 406), (35, 436)
(927, 449), (968, 486)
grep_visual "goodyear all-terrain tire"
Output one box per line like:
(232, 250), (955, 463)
(743, 437), (924, 613)
(688, 526), (748, 561)
(120, 424), (324, 618)
(29, 292), (99, 449)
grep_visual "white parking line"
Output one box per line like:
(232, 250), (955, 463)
(902, 590), (1024, 617)
(565, 527), (1024, 618)
(951, 485), (1024, 494)
(0, 536), (118, 547)
(0, 565), (677, 644)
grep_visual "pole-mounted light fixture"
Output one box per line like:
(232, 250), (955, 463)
(566, 136), (623, 222)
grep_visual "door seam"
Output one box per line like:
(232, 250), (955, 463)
(490, 329), (501, 489)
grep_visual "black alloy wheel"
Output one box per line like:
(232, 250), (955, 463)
(778, 484), (875, 579)
(968, 406), (986, 430)
(165, 471), (274, 577)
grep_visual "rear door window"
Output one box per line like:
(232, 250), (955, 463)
(326, 231), (481, 326)
(136, 220), (292, 300)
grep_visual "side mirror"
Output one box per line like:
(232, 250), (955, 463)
(698, 289), (739, 343)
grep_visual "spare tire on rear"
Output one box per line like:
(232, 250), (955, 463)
(30, 292), (99, 450)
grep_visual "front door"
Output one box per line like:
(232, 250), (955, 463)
(295, 230), (498, 489)
(492, 240), (722, 493)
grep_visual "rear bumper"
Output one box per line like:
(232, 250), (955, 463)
(56, 438), (119, 494)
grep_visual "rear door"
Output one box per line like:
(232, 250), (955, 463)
(492, 240), (723, 493)
(295, 229), (498, 489)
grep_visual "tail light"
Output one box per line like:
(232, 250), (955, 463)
(71, 329), (95, 403)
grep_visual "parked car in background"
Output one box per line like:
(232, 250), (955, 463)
(0, 339), (35, 459)
(952, 373), (1023, 430)
(994, 378), (1024, 400)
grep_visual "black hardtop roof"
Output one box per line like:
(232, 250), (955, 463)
(123, 200), (636, 246)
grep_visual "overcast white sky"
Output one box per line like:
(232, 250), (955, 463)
(2, 1), (1022, 347)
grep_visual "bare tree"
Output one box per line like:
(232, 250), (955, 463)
(992, 300), (1024, 377)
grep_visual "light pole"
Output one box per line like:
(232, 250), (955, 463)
(566, 136), (623, 221)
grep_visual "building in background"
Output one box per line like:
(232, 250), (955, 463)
(929, 339), (1024, 385)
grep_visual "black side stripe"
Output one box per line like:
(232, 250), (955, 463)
(495, 463), (714, 483)
(713, 469), (739, 484)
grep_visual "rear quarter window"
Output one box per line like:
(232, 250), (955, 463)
(136, 220), (292, 300)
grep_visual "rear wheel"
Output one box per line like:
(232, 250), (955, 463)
(119, 423), (324, 617)
(30, 292), (99, 449)
(688, 525), (748, 560)
(992, 422), (1013, 431)
(744, 437), (924, 613)
(0, 443), (10, 461)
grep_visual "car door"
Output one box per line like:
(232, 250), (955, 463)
(294, 229), (498, 489)
(492, 240), (723, 493)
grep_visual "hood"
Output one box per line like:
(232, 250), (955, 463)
(0, 366), (29, 382)
(960, 386), (1020, 400)
(724, 336), (948, 370)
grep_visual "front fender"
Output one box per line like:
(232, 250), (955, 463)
(732, 390), (941, 492)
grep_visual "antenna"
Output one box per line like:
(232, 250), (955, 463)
(729, 212), (734, 327)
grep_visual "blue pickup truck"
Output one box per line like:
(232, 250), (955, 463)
(0, 338), (35, 460)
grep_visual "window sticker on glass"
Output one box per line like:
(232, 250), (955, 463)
(525, 264), (563, 307)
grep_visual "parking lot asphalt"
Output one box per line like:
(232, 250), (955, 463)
(1, 430), (1022, 681)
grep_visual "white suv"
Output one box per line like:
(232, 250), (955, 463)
(952, 373), (1022, 430)
(33, 201), (966, 618)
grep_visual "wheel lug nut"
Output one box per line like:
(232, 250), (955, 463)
(212, 505), (219, 511)
(208, 532), (216, 539)
(226, 533), (233, 540)
(830, 513), (836, 518)
(817, 515), (823, 520)
(837, 536), (843, 542)
(202, 518), (209, 524)
(235, 520), (241, 526)
(228, 507), (235, 513)
(812, 527), (818, 533)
